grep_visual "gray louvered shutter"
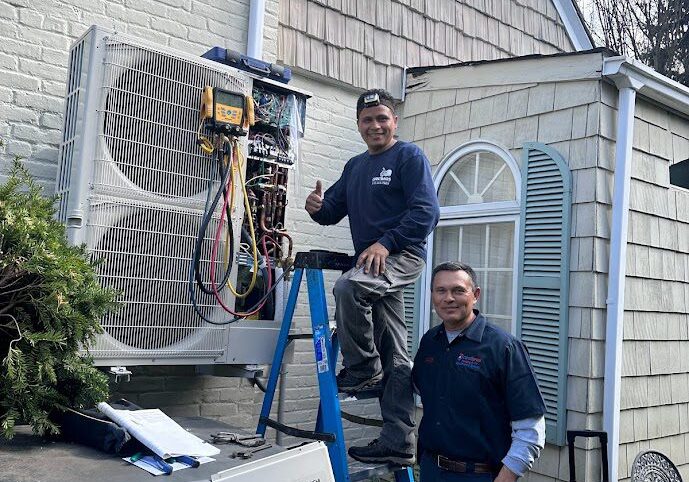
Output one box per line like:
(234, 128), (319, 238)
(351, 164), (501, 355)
(517, 142), (572, 446)
(403, 279), (421, 356)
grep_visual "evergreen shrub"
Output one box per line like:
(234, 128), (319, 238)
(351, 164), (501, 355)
(0, 157), (118, 439)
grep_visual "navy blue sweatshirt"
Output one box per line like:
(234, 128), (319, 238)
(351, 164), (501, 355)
(310, 141), (440, 259)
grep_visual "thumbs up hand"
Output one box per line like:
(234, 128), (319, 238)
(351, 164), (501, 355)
(305, 180), (324, 215)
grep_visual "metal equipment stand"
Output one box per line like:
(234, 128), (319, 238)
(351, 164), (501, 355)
(257, 251), (415, 482)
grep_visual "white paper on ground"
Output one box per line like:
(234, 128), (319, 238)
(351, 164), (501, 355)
(98, 402), (220, 459)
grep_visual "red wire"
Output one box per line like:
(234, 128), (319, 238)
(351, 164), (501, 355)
(208, 151), (273, 317)
(210, 234), (272, 317)
(209, 160), (234, 311)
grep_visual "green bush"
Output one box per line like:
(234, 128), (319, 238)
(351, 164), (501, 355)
(0, 157), (119, 439)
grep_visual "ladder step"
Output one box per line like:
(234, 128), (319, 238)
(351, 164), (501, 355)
(294, 250), (354, 270)
(338, 387), (383, 401)
(349, 460), (412, 481)
(259, 416), (335, 442)
(340, 410), (383, 428)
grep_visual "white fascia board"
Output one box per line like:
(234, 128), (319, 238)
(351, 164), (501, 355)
(551, 0), (594, 51)
(407, 51), (604, 92)
(603, 55), (689, 116)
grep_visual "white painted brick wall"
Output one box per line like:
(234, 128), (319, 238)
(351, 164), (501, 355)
(0, 0), (257, 188)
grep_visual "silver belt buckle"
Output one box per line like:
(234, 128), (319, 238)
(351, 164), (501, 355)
(437, 454), (442, 467)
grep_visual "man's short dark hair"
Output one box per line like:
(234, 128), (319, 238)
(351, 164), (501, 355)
(356, 89), (396, 119)
(431, 262), (479, 290)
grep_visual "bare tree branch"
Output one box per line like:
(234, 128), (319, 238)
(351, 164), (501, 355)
(580, 0), (689, 85)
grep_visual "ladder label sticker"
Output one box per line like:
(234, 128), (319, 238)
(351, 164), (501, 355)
(314, 327), (329, 373)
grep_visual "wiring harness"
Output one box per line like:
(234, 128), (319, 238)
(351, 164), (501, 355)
(190, 85), (297, 324)
(190, 138), (290, 325)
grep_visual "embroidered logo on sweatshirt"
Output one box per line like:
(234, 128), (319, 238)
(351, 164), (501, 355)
(456, 353), (482, 371)
(372, 168), (392, 185)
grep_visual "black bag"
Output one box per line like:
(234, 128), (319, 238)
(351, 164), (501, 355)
(53, 399), (146, 455)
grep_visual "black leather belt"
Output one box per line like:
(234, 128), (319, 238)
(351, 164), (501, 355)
(428, 452), (496, 474)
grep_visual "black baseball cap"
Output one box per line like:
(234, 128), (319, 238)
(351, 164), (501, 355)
(356, 89), (396, 119)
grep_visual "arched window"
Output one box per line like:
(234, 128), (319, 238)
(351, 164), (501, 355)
(423, 141), (521, 334)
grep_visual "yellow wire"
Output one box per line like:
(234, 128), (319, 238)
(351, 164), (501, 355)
(197, 119), (214, 154)
(223, 139), (259, 299)
(223, 149), (235, 267)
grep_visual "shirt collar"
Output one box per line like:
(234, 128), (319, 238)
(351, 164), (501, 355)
(433, 310), (486, 343)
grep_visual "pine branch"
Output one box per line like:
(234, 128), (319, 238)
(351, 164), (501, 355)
(1, 158), (118, 438)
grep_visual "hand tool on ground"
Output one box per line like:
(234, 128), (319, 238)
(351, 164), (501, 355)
(230, 443), (273, 459)
(210, 432), (265, 447)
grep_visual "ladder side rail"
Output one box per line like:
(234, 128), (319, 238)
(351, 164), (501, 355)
(306, 268), (350, 482)
(257, 268), (304, 437)
(316, 322), (340, 434)
(394, 467), (415, 481)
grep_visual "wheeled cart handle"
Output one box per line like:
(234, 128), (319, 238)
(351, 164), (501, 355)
(567, 430), (609, 482)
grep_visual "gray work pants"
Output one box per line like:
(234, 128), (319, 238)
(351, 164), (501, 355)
(333, 250), (425, 453)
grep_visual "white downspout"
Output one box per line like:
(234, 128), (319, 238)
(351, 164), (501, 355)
(602, 75), (643, 482)
(247, 0), (266, 59)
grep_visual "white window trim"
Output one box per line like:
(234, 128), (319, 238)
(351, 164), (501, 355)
(440, 201), (519, 218)
(434, 140), (522, 205)
(419, 140), (522, 339)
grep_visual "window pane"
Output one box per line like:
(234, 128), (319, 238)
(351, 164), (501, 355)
(438, 178), (468, 205)
(433, 225), (460, 263)
(460, 224), (486, 268)
(488, 223), (514, 268)
(438, 150), (516, 206)
(483, 166), (516, 203)
(430, 221), (515, 332)
(483, 271), (512, 316)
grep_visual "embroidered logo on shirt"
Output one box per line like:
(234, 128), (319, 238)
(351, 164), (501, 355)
(456, 353), (482, 371)
(424, 356), (434, 364)
(371, 168), (392, 185)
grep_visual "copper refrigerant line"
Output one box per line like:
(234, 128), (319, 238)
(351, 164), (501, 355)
(189, 136), (286, 325)
(251, 166), (293, 264)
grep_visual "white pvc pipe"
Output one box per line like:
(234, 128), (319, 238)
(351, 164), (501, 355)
(603, 80), (642, 482)
(247, 0), (266, 59)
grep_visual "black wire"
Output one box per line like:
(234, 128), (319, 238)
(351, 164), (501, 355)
(251, 376), (267, 393)
(192, 143), (234, 295)
(188, 263), (293, 325)
(188, 136), (288, 325)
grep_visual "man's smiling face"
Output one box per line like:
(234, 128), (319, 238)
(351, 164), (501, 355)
(357, 104), (398, 154)
(432, 269), (480, 331)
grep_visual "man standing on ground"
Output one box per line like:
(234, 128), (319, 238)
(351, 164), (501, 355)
(412, 262), (546, 481)
(304, 89), (439, 465)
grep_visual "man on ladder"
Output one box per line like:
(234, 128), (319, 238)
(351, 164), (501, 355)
(305, 88), (440, 465)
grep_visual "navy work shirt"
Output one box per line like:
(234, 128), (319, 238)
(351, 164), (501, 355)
(310, 141), (440, 259)
(412, 311), (546, 467)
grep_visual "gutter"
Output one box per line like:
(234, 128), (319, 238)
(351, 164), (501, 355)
(247, 0), (266, 59)
(604, 56), (689, 117)
(601, 56), (689, 482)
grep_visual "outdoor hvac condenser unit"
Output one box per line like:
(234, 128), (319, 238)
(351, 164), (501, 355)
(56, 26), (296, 366)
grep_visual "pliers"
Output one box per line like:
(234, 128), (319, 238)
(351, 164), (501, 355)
(210, 432), (266, 447)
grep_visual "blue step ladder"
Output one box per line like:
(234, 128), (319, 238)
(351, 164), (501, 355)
(257, 251), (415, 482)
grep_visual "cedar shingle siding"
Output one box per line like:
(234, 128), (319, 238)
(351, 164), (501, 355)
(279, 0), (574, 97)
(616, 91), (689, 480)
